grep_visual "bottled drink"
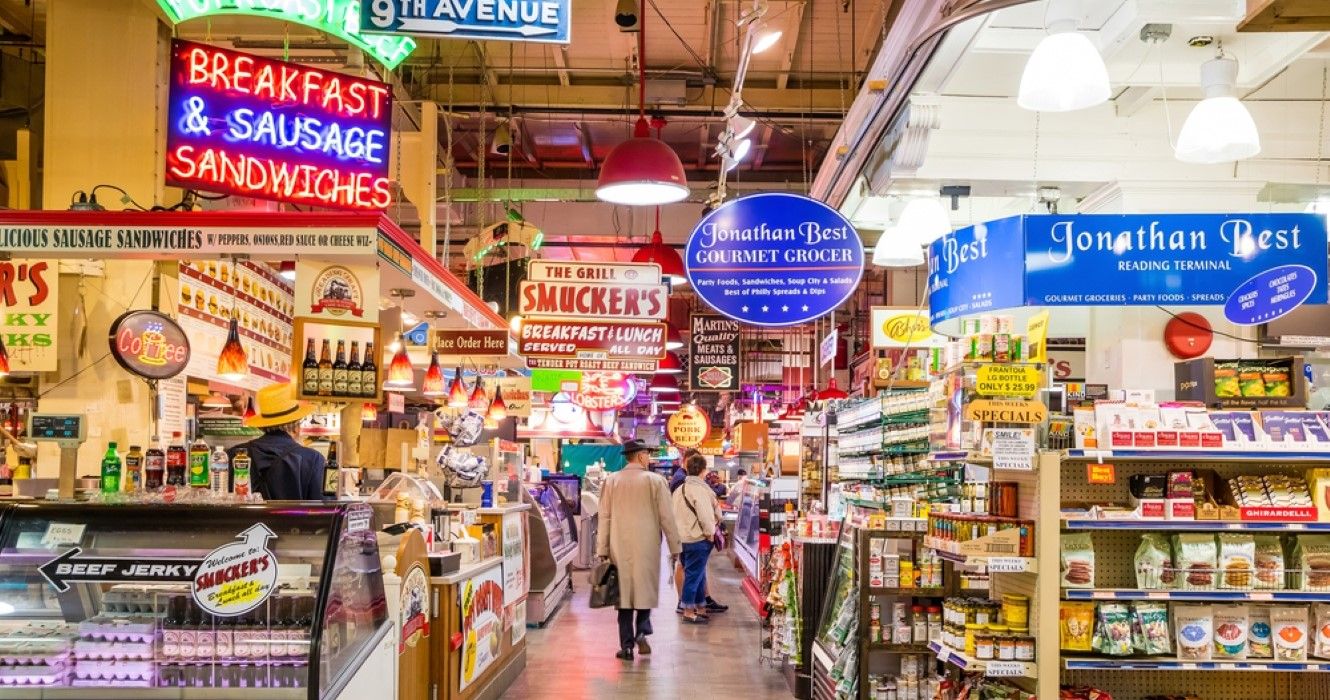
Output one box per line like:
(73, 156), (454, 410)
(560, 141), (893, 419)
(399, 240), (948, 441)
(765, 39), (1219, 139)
(188, 436), (209, 488)
(162, 596), (184, 659)
(301, 338), (319, 396)
(289, 596), (313, 659)
(195, 609), (216, 661)
(317, 340), (333, 397)
(359, 341), (376, 397)
(166, 432), (187, 486)
(271, 596), (292, 659)
(123, 445), (143, 493)
(214, 609), (234, 660)
(346, 341), (362, 398)
(209, 445), (229, 495)
(332, 340), (348, 396)
(144, 440), (166, 490)
(100, 442), (121, 494)
(323, 442), (340, 498)
(232, 448), (252, 497)
(178, 601), (198, 660)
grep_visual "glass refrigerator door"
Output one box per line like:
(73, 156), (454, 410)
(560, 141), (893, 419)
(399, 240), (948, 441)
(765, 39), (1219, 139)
(530, 485), (571, 551)
(0, 502), (385, 698)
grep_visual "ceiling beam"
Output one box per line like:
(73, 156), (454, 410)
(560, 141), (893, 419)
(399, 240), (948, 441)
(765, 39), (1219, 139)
(421, 83), (854, 114)
(551, 44), (571, 87)
(0, 0), (36, 40)
(574, 122), (595, 166)
(776, 2), (809, 91)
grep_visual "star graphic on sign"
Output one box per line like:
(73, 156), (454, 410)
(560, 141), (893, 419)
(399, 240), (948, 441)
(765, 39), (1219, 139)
(782, 305), (789, 312)
(762, 305), (770, 313)
(741, 305), (749, 313)
(802, 305), (809, 312)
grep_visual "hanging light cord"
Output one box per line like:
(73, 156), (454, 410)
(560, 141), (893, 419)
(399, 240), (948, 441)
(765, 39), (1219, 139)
(638, 5), (647, 121)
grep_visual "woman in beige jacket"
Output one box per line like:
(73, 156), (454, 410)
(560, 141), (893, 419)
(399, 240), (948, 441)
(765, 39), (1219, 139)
(672, 454), (721, 623)
(596, 440), (682, 660)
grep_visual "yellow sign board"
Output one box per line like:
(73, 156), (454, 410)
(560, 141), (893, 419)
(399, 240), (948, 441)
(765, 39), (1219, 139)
(667, 405), (711, 448)
(976, 364), (1041, 398)
(965, 399), (1048, 424)
(1025, 310), (1050, 363)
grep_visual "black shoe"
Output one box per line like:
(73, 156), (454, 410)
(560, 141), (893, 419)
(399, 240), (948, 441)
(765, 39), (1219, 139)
(676, 603), (684, 614)
(615, 648), (634, 660)
(636, 634), (652, 655)
(705, 598), (729, 613)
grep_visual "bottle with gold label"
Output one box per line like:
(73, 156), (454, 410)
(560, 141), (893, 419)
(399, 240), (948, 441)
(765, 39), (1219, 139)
(332, 341), (348, 396)
(318, 340), (333, 397)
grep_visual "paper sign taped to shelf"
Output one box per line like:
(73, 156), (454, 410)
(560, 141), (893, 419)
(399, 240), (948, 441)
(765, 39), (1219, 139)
(965, 399), (1047, 424)
(976, 365), (1040, 397)
(984, 660), (1028, 677)
(191, 524), (280, 617)
(1086, 462), (1116, 484)
(988, 428), (1035, 471)
(41, 523), (85, 547)
(985, 557), (1033, 573)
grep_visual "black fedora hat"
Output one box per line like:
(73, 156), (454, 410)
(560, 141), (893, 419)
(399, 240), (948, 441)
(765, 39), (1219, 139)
(621, 439), (650, 457)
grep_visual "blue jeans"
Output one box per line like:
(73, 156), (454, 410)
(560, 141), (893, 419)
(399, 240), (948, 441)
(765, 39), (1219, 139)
(681, 540), (713, 608)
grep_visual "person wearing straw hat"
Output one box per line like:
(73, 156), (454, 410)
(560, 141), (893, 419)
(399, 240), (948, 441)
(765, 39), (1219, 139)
(228, 382), (326, 500)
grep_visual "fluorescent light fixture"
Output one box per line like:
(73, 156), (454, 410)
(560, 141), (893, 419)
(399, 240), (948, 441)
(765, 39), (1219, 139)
(897, 197), (952, 245)
(1017, 2), (1110, 113)
(1175, 56), (1261, 164)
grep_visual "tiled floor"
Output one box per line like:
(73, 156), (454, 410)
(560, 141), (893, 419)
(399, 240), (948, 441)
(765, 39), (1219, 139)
(506, 550), (794, 699)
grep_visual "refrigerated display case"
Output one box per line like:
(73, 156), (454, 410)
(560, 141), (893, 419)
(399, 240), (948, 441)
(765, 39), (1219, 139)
(728, 477), (765, 582)
(522, 483), (577, 625)
(0, 502), (389, 698)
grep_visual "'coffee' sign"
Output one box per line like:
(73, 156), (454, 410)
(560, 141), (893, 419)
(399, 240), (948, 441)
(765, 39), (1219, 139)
(108, 311), (191, 380)
(434, 329), (509, 356)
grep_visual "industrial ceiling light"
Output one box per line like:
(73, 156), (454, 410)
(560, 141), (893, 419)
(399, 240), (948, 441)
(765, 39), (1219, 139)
(633, 207), (688, 286)
(421, 353), (446, 397)
(716, 131), (752, 171)
(872, 228), (925, 267)
(728, 113), (756, 140)
(492, 120), (512, 155)
(1017, 0), (1110, 113)
(751, 22), (782, 54)
(665, 325), (684, 350)
(656, 351), (683, 375)
(816, 377), (849, 401)
(216, 316), (249, 382)
(1175, 54), (1261, 164)
(897, 196), (952, 245)
(649, 373), (680, 393)
(596, 6), (690, 206)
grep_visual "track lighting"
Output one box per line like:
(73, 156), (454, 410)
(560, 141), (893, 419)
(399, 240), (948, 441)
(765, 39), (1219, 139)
(716, 131), (752, 170)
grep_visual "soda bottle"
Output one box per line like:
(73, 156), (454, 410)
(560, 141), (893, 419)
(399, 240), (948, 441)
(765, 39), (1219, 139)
(232, 447), (252, 497)
(188, 436), (209, 488)
(100, 442), (121, 494)
(144, 439), (165, 490)
(123, 445), (143, 493)
(209, 445), (229, 495)
(166, 431), (187, 486)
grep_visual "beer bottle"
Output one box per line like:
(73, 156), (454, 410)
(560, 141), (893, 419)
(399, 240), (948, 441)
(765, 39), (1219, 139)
(359, 341), (377, 397)
(346, 341), (362, 398)
(301, 338), (319, 396)
(323, 442), (340, 498)
(332, 340), (348, 396)
(317, 340), (333, 397)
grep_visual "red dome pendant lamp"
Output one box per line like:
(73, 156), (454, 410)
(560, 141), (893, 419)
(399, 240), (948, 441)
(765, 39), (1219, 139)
(633, 206), (687, 286)
(595, 5), (689, 207)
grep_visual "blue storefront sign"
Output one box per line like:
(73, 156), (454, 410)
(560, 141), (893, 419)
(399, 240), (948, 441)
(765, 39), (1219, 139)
(927, 216), (1027, 324)
(361, 0), (571, 44)
(929, 213), (1329, 325)
(685, 193), (864, 327)
(1223, 264), (1319, 326)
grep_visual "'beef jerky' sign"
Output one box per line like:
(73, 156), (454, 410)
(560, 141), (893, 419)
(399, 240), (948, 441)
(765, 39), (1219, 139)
(689, 315), (740, 392)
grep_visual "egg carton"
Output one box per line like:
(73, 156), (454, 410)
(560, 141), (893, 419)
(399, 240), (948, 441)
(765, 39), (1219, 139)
(77, 617), (156, 643)
(72, 660), (154, 682)
(71, 678), (153, 688)
(0, 667), (69, 686)
(0, 660), (68, 675)
(73, 639), (155, 661)
(0, 651), (71, 666)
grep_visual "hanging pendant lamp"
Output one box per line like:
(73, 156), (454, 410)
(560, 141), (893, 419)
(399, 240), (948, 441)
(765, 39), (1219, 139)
(595, 7), (689, 206)
(488, 386), (508, 422)
(656, 351), (683, 375)
(633, 206), (688, 285)
(216, 316), (249, 382)
(243, 397), (257, 420)
(1175, 55), (1261, 164)
(872, 228), (925, 267)
(665, 325), (684, 350)
(649, 373), (680, 393)
(817, 377), (849, 401)
(469, 377), (488, 410)
(0, 336), (8, 377)
(421, 353), (446, 397)
(1017, 1), (1110, 113)
(384, 335), (415, 391)
(447, 366), (469, 408)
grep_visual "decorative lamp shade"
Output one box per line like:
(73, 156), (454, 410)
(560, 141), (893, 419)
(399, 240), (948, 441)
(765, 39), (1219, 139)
(656, 351), (683, 375)
(632, 230), (687, 286)
(1175, 56), (1260, 164)
(595, 118), (690, 206)
(665, 325), (685, 350)
(817, 377), (849, 401)
(872, 228), (925, 267)
(216, 317), (249, 382)
(488, 386), (508, 422)
(243, 397), (257, 420)
(361, 403), (378, 422)
(447, 367), (469, 408)
(469, 377), (487, 409)
(421, 353), (446, 396)
(649, 373), (680, 393)
(0, 336), (8, 377)
(897, 198), (952, 246)
(1017, 18), (1110, 112)
(384, 337), (415, 390)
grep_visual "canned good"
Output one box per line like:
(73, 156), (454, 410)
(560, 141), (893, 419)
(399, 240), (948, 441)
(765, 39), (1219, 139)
(975, 632), (995, 660)
(997, 634), (1016, 660)
(1002, 593), (1030, 627)
(1016, 635), (1036, 661)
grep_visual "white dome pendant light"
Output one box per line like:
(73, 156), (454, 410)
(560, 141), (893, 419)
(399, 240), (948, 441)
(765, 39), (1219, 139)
(1175, 54), (1260, 164)
(1017, 1), (1110, 112)
(872, 228), (925, 268)
(897, 196), (953, 245)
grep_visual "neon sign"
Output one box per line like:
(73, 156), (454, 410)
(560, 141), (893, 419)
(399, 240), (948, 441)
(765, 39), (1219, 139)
(108, 311), (191, 380)
(166, 40), (393, 211)
(156, 0), (416, 70)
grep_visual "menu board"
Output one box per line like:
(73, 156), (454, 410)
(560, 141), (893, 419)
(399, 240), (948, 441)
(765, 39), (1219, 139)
(175, 260), (295, 390)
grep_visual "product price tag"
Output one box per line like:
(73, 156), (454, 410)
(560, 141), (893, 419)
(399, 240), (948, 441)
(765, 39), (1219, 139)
(985, 557), (1031, 573)
(41, 523), (85, 547)
(984, 661), (1027, 677)
(1086, 462), (1116, 485)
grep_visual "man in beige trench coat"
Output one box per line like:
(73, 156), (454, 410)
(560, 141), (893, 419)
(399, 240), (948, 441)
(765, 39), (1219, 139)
(596, 439), (682, 660)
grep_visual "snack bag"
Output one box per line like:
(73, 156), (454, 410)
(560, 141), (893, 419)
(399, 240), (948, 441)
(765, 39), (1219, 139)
(1249, 607), (1273, 659)
(1314, 604), (1330, 659)
(1061, 533), (1095, 589)
(1213, 605), (1249, 659)
(1131, 602), (1172, 655)
(1271, 606), (1309, 661)
(1135, 533), (1174, 589)
(1174, 605), (1213, 660)
(1214, 363), (1240, 398)
(1253, 536), (1286, 591)
(1239, 366), (1267, 397)
(1172, 533), (1218, 589)
(1218, 534), (1256, 590)
(1093, 602), (1134, 656)
(1264, 366), (1292, 397)
(1060, 602), (1096, 652)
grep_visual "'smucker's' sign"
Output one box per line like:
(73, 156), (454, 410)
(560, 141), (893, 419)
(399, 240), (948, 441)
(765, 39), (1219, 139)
(518, 261), (667, 320)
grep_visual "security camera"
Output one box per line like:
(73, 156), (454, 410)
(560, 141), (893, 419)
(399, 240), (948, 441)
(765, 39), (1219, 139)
(615, 0), (640, 31)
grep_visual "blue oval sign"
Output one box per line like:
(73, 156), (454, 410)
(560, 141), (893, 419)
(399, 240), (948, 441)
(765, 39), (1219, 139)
(1223, 263), (1320, 326)
(685, 193), (864, 327)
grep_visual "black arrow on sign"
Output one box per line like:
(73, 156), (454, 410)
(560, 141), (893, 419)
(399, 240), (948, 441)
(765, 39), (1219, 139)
(39, 547), (200, 593)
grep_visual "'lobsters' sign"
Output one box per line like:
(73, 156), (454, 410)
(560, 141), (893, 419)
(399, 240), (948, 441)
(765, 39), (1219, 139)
(685, 193), (864, 327)
(166, 40), (393, 211)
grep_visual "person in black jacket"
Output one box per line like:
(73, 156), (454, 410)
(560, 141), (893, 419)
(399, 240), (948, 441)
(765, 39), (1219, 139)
(229, 382), (326, 500)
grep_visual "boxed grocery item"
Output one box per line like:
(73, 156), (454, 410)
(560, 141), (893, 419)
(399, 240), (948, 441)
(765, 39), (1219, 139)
(1096, 402), (1136, 449)
(1308, 469), (1330, 522)
(1073, 406), (1097, 449)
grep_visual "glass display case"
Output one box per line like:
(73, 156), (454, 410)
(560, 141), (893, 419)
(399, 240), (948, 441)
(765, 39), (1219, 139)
(523, 482), (578, 625)
(0, 502), (387, 698)
(728, 477), (766, 581)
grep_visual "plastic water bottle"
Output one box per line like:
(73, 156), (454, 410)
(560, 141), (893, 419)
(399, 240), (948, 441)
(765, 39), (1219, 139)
(209, 445), (229, 495)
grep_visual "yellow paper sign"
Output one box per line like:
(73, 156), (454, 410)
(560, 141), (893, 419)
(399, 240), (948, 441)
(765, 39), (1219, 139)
(976, 364), (1041, 398)
(964, 399), (1048, 424)
(1025, 310), (1050, 363)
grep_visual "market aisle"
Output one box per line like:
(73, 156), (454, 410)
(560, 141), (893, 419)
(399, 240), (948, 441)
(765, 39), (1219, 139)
(507, 551), (792, 699)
